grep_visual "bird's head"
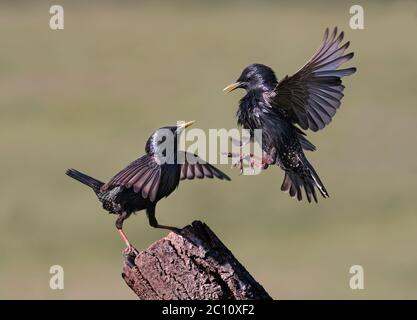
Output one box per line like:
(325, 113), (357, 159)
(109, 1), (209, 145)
(145, 121), (195, 154)
(223, 63), (278, 93)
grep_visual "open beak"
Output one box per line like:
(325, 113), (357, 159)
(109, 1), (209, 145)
(223, 82), (242, 93)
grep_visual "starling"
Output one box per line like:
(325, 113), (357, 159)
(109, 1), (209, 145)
(66, 121), (230, 253)
(223, 28), (356, 202)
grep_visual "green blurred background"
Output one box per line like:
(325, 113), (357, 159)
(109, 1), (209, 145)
(1, 0), (416, 299)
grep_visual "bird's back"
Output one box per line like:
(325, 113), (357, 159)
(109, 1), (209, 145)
(98, 161), (181, 215)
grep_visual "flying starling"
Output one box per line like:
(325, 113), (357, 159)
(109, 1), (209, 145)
(223, 27), (356, 202)
(66, 121), (230, 253)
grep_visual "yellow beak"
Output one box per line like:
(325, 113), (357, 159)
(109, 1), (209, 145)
(223, 82), (242, 93)
(180, 120), (195, 129)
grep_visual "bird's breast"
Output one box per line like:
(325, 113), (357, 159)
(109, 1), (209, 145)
(237, 92), (300, 158)
(157, 164), (181, 198)
(236, 93), (267, 131)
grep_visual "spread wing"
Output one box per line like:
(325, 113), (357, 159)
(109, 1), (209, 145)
(269, 27), (356, 131)
(179, 152), (231, 181)
(101, 154), (161, 202)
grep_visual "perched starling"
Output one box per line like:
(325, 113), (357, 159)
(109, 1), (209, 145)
(66, 121), (230, 253)
(223, 28), (356, 202)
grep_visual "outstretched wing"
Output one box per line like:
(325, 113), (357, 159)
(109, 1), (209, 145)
(101, 154), (161, 202)
(179, 152), (231, 181)
(269, 27), (356, 131)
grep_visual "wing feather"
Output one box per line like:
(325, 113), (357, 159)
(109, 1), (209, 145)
(269, 27), (356, 131)
(179, 152), (230, 181)
(101, 154), (161, 202)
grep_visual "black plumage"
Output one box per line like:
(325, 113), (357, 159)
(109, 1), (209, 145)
(223, 27), (356, 202)
(66, 121), (230, 252)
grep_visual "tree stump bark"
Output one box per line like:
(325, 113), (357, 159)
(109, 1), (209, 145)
(121, 220), (272, 300)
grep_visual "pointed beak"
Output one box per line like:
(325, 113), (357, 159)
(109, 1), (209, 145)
(183, 120), (195, 128)
(223, 82), (242, 93)
(178, 120), (195, 131)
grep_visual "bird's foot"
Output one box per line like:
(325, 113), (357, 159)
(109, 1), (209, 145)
(123, 245), (135, 255)
(225, 151), (270, 174)
(223, 136), (258, 174)
(122, 245), (139, 262)
(117, 228), (137, 256)
(260, 153), (275, 168)
(233, 152), (251, 175)
(247, 156), (274, 173)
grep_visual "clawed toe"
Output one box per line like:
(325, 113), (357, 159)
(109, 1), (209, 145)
(123, 245), (134, 255)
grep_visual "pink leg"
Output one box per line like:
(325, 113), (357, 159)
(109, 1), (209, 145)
(227, 152), (273, 173)
(117, 228), (134, 254)
(248, 154), (274, 172)
(224, 138), (275, 174)
(224, 152), (259, 174)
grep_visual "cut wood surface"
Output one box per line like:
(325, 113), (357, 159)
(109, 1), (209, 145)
(122, 220), (272, 300)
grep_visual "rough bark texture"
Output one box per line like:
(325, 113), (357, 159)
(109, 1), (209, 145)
(121, 220), (272, 300)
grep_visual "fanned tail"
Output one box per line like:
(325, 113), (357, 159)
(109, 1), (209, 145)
(280, 160), (329, 203)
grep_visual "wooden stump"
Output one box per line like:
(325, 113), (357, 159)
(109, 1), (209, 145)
(121, 220), (272, 300)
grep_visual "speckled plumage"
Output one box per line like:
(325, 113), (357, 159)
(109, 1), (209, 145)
(226, 28), (356, 202)
(66, 124), (230, 233)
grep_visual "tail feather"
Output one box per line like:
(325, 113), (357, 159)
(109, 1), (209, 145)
(281, 160), (328, 203)
(66, 168), (104, 194)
